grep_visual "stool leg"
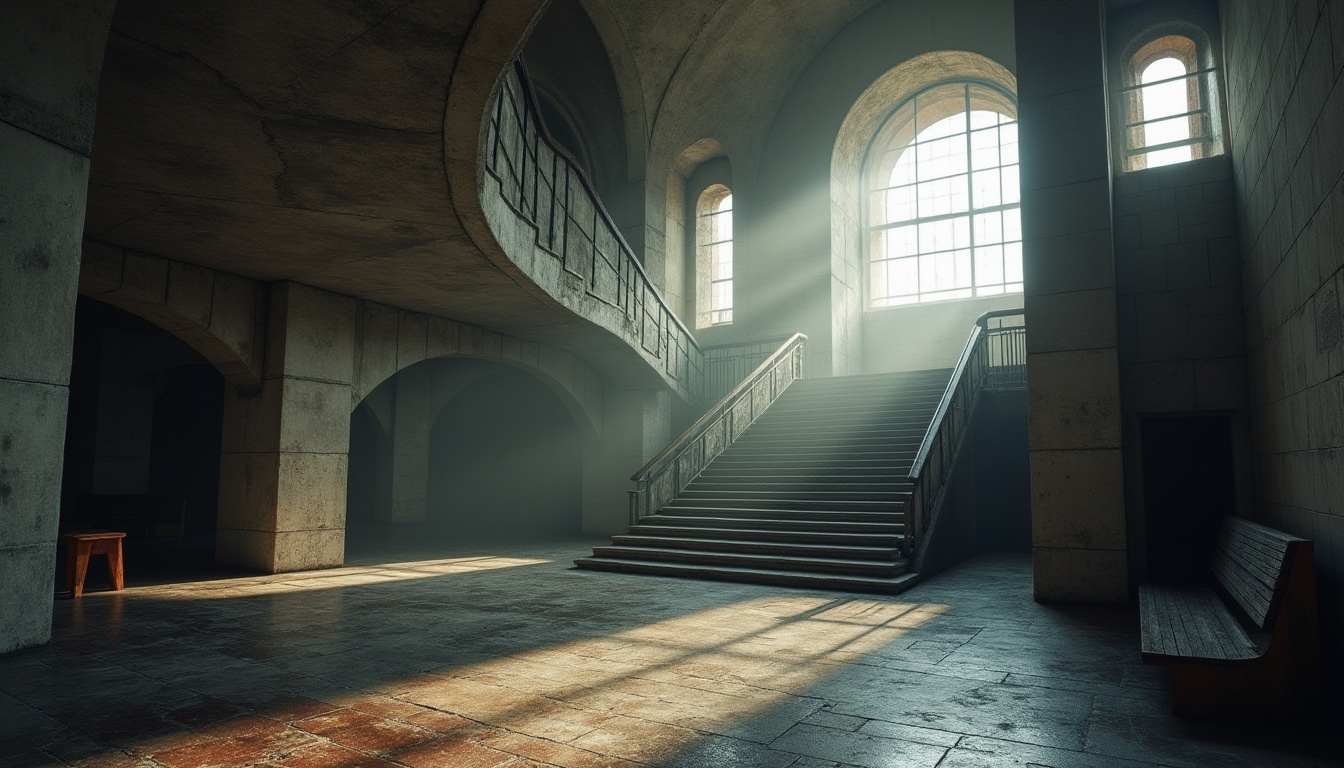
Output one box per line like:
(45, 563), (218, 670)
(107, 540), (124, 591)
(72, 542), (91, 599)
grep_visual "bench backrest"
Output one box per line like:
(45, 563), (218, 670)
(1211, 517), (1306, 630)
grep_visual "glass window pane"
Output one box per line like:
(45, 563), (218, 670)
(1001, 166), (1020, 205)
(876, 184), (916, 224)
(972, 170), (1002, 208)
(969, 110), (1001, 129)
(954, 249), (972, 289)
(894, 257), (919, 296)
(1000, 123), (1018, 165)
(1003, 208), (1022, 242)
(888, 153), (916, 187)
(974, 211), (1003, 245)
(970, 128), (1000, 170)
(919, 175), (969, 216)
(712, 281), (732, 311)
(1004, 242), (1023, 282)
(918, 253), (938, 293)
(976, 244), (1005, 285)
(888, 224), (918, 258)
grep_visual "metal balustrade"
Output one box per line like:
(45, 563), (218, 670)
(484, 60), (704, 400)
(628, 334), (807, 525)
(702, 336), (792, 402)
(905, 309), (1026, 555)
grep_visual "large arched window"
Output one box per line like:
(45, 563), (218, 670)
(1118, 33), (1222, 171)
(866, 82), (1021, 306)
(696, 185), (733, 327)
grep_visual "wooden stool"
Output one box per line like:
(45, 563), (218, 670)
(59, 531), (126, 598)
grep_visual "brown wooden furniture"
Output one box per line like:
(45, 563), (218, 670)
(1139, 516), (1320, 717)
(60, 531), (126, 598)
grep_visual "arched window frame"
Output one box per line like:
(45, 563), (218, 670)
(1116, 26), (1224, 172)
(695, 184), (733, 328)
(862, 80), (1023, 307)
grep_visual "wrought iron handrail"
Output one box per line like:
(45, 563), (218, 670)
(904, 309), (1026, 554)
(484, 60), (704, 399)
(629, 333), (807, 524)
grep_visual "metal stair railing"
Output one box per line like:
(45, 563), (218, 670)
(484, 60), (704, 400)
(904, 309), (1025, 556)
(629, 333), (807, 525)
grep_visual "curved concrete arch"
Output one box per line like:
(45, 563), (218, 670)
(575, 0), (649, 184)
(77, 241), (266, 393)
(349, 300), (605, 444)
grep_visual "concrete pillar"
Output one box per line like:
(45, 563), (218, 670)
(0, 1), (116, 653)
(1016, 0), (1129, 602)
(217, 283), (354, 572)
(390, 364), (432, 523)
(582, 388), (672, 535)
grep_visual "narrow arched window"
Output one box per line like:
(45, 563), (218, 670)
(696, 185), (733, 327)
(1120, 34), (1220, 171)
(866, 82), (1021, 306)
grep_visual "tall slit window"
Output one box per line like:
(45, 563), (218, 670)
(866, 81), (1021, 307)
(1120, 34), (1220, 171)
(697, 185), (733, 327)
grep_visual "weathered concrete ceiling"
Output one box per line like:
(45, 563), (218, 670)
(85, 0), (552, 329)
(84, 0), (893, 382)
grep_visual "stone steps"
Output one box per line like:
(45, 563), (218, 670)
(575, 369), (949, 593)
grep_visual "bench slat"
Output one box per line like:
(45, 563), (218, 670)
(1215, 518), (1303, 629)
(1139, 584), (1259, 662)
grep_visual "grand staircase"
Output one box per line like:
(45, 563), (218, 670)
(575, 369), (951, 592)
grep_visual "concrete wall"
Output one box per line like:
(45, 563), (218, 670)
(1111, 156), (1255, 580)
(1016, 0), (1128, 603)
(0, 0), (116, 654)
(1222, 0), (1344, 682)
(864, 296), (1024, 373)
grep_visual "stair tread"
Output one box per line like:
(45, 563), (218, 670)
(613, 535), (898, 555)
(574, 558), (920, 593)
(591, 545), (906, 568)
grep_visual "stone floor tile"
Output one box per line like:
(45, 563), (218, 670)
(0, 545), (1333, 768)
(473, 729), (643, 767)
(768, 722), (949, 768)
(389, 735), (519, 768)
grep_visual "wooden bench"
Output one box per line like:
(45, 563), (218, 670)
(59, 531), (126, 598)
(1139, 516), (1320, 717)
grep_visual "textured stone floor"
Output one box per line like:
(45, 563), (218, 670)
(0, 539), (1335, 768)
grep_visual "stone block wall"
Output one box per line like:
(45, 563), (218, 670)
(1112, 155), (1254, 577)
(1222, 0), (1344, 681)
(1015, 0), (1129, 603)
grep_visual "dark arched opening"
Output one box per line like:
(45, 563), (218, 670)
(427, 366), (583, 542)
(60, 296), (226, 584)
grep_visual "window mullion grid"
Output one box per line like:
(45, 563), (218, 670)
(964, 83), (977, 298)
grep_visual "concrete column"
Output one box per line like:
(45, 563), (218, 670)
(582, 388), (672, 535)
(1016, 0), (1129, 602)
(390, 364), (432, 523)
(217, 283), (354, 572)
(0, 1), (116, 653)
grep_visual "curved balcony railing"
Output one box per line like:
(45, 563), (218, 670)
(629, 333), (807, 524)
(484, 60), (703, 400)
(904, 310), (1025, 555)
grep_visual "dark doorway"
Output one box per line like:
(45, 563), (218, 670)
(60, 296), (226, 584)
(428, 367), (583, 542)
(1141, 415), (1235, 584)
(346, 402), (386, 527)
